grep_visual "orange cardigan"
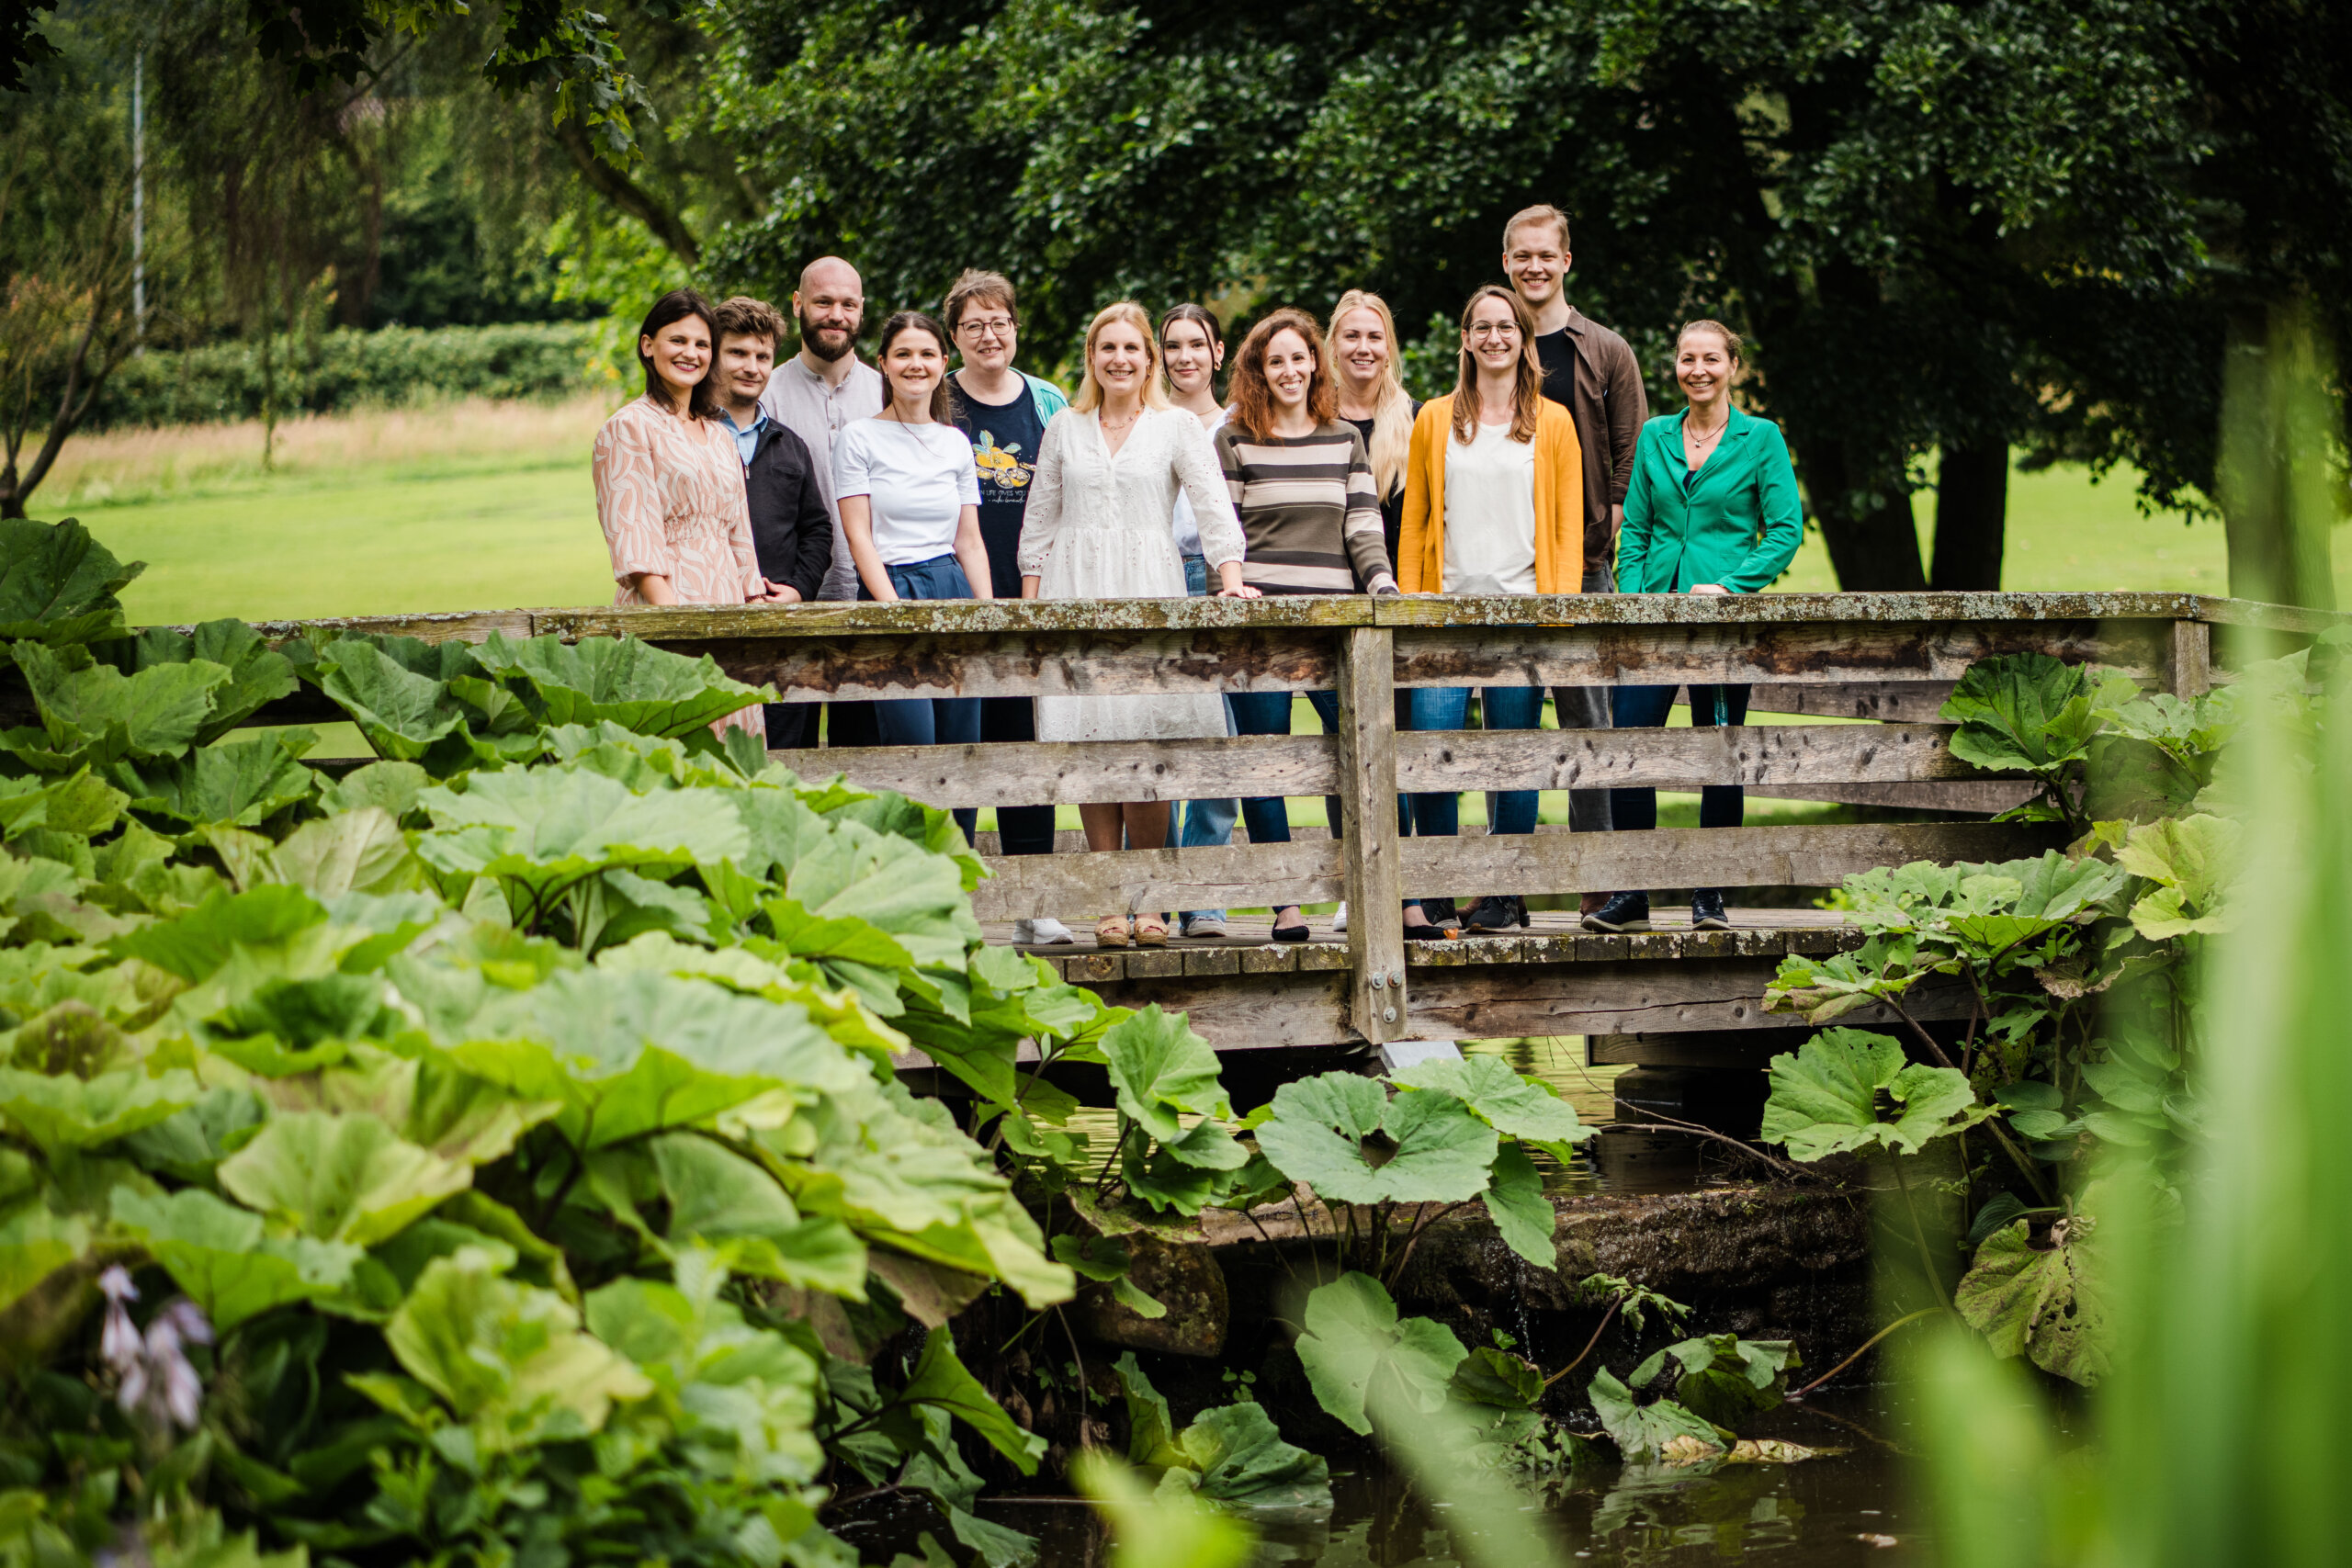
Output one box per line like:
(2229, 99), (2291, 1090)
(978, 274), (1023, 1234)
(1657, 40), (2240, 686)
(1396, 395), (1586, 594)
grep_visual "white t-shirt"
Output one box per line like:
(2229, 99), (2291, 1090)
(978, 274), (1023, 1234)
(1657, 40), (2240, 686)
(1169, 406), (1232, 558)
(1442, 422), (1540, 595)
(831, 418), (982, 565)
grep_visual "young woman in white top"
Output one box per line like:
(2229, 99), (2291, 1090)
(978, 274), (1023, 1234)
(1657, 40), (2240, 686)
(1017, 300), (1257, 949)
(1158, 302), (1242, 940)
(833, 310), (991, 834)
(1396, 285), (1587, 933)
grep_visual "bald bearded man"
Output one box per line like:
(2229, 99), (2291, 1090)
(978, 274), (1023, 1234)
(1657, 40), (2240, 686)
(758, 256), (884, 605)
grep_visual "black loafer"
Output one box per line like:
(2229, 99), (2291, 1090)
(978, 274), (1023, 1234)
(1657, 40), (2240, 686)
(1691, 889), (1732, 931)
(1462, 895), (1528, 932)
(1403, 921), (1455, 942)
(1270, 921), (1311, 942)
(1581, 891), (1651, 932)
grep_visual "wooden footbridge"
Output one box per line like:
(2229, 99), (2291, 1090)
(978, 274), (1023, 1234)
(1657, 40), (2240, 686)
(259, 590), (2317, 1076)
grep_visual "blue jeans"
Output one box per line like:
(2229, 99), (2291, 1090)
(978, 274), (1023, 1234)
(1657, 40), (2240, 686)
(1408, 687), (1544, 838)
(860, 555), (982, 840)
(1227, 690), (1341, 848)
(1610, 682), (1752, 835)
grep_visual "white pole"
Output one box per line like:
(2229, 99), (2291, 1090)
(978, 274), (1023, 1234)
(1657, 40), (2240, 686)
(132, 50), (145, 351)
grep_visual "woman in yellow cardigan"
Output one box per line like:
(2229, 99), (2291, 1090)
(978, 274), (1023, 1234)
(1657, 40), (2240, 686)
(1395, 285), (1585, 933)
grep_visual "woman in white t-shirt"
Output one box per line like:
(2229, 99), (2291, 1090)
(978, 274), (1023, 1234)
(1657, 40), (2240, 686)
(1396, 285), (1587, 934)
(833, 310), (992, 832)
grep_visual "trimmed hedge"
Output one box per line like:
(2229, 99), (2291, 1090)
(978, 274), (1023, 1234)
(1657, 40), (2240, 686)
(90, 321), (605, 429)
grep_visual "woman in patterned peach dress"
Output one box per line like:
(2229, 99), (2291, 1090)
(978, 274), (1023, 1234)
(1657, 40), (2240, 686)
(593, 288), (767, 742)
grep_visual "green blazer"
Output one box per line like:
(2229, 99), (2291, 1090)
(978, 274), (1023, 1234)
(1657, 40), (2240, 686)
(1615, 404), (1804, 594)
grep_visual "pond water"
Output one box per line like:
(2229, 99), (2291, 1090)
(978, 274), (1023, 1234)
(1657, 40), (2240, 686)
(948, 1385), (1925, 1566)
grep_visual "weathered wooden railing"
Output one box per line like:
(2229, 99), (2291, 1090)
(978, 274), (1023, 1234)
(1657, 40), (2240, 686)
(209, 590), (2324, 1064)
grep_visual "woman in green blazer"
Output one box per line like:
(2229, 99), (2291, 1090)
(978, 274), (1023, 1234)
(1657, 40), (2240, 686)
(1584, 320), (1803, 934)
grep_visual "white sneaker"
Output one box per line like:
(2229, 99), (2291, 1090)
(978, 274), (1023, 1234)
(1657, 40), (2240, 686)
(1181, 912), (1227, 939)
(1331, 901), (1349, 933)
(1013, 918), (1076, 945)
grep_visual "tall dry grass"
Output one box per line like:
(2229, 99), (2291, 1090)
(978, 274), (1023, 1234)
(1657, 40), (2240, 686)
(38, 394), (618, 512)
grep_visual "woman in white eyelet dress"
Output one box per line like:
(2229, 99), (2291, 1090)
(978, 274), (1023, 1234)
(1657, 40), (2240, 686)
(1015, 308), (1252, 747)
(1015, 301), (1256, 950)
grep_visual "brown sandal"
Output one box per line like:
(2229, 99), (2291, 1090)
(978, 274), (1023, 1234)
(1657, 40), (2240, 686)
(1095, 916), (1132, 948)
(1133, 913), (1170, 947)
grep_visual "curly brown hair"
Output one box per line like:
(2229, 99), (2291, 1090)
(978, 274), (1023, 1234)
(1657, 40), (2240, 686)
(1228, 308), (1335, 442)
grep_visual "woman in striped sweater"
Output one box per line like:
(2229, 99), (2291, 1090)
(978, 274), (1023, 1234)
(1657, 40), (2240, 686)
(1214, 308), (1399, 941)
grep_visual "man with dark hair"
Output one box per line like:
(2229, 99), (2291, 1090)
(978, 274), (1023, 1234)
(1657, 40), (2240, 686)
(713, 294), (833, 746)
(942, 267), (1075, 943)
(1504, 204), (1647, 902)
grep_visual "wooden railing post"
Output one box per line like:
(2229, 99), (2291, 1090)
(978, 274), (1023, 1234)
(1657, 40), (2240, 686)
(1335, 626), (1406, 1043)
(2166, 617), (2212, 697)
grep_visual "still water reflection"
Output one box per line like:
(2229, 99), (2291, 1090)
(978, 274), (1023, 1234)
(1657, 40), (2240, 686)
(965, 1388), (1923, 1567)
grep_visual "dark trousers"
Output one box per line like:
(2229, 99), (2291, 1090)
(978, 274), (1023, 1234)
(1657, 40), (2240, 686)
(859, 555), (981, 840)
(763, 701), (817, 749)
(1610, 682), (1752, 832)
(980, 696), (1056, 856)
(1227, 690), (1340, 846)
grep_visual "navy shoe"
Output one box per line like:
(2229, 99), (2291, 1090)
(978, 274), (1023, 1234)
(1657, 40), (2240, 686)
(1691, 889), (1732, 931)
(1462, 895), (1529, 932)
(1581, 891), (1651, 932)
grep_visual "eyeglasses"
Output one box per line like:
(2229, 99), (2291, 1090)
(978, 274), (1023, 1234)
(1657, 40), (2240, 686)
(1468, 324), (1521, 341)
(958, 317), (1016, 341)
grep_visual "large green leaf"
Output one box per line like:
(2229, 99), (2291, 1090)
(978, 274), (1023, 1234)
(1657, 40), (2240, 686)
(1479, 1145), (1556, 1269)
(448, 968), (867, 1149)
(1763, 935), (1941, 1025)
(1292, 1271), (1466, 1437)
(384, 1247), (650, 1449)
(106, 883), (330, 986)
(0, 516), (143, 646)
(473, 630), (775, 737)
(1176, 1401), (1331, 1509)
(1633, 1334), (1795, 1426)
(111, 1186), (362, 1331)
(2116, 813), (2238, 939)
(0, 1201), (91, 1315)
(126, 621), (300, 744)
(0, 1066), (201, 1153)
(1100, 1004), (1234, 1144)
(315, 638), (473, 762)
(651, 1132), (868, 1294)
(1588, 1367), (1723, 1461)
(268, 807), (420, 898)
(106, 728), (320, 828)
(583, 1254), (823, 1482)
(1939, 653), (2108, 775)
(1387, 1054), (1589, 1146)
(1254, 1071), (1497, 1204)
(1758, 1029), (1988, 1161)
(217, 1111), (473, 1246)
(8, 640), (230, 770)
(781, 819), (980, 971)
(900, 1325), (1047, 1473)
(1956, 1214), (2111, 1385)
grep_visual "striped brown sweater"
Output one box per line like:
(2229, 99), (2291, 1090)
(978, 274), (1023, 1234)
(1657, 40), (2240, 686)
(1214, 421), (1397, 595)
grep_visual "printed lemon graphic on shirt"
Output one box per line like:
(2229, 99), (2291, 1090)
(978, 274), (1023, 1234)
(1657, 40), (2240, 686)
(973, 431), (1034, 491)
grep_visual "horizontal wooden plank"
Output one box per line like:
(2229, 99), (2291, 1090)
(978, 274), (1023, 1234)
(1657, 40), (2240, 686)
(971, 819), (2052, 918)
(1589, 1030), (1816, 1068)
(1744, 780), (2039, 814)
(813, 734), (1335, 807)
(1743, 682), (1957, 723)
(707, 626), (1338, 703)
(1072, 959), (1975, 1048)
(802, 723), (1997, 807)
(1391, 618), (2166, 690)
(537, 594), (1376, 642)
(1374, 590), (2220, 627)
(1392, 723), (1992, 792)
(1394, 819), (2062, 897)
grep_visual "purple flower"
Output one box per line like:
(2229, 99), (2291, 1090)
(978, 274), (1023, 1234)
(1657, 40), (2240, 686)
(97, 1266), (141, 1376)
(101, 1282), (214, 1433)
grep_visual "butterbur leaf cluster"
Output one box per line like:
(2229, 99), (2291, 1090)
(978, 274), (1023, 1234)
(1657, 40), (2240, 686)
(0, 520), (1099, 1566)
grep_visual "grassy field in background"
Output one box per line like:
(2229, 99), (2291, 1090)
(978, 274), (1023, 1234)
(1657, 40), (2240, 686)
(52, 394), (2337, 626)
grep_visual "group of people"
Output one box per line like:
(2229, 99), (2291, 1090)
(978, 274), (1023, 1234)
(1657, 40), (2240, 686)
(591, 204), (1805, 949)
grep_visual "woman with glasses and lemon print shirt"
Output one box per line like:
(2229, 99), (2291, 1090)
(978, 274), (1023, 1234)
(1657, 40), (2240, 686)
(943, 269), (1079, 945)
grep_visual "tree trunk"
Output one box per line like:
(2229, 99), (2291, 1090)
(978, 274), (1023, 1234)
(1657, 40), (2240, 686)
(2220, 305), (2337, 609)
(1929, 443), (2009, 591)
(1797, 435), (1928, 590)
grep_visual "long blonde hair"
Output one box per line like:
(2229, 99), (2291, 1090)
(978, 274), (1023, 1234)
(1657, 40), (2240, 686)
(1451, 285), (1544, 445)
(1070, 301), (1171, 415)
(1326, 289), (1413, 501)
